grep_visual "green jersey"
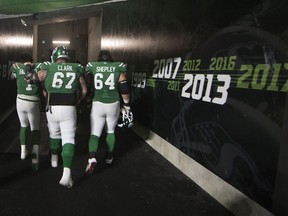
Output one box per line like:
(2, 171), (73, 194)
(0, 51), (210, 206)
(40, 61), (84, 94)
(34, 62), (43, 72)
(86, 61), (127, 103)
(10, 62), (40, 96)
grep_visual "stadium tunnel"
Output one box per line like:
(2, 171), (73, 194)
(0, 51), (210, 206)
(0, 0), (288, 215)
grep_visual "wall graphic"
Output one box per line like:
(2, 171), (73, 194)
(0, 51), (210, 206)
(0, 0), (287, 213)
(102, 0), (288, 212)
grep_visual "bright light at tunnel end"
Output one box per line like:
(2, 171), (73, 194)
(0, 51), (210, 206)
(0, 35), (33, 47)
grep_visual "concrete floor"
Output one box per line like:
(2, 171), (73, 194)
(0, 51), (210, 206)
(0, 110), (234, 216)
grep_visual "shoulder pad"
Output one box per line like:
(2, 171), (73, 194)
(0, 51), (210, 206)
(43, 61), (51, 65)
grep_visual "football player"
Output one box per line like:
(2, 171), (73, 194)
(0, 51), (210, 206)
(85, 50), (132, 175)
(37, 46), (87, 188)
(9, 53), (41, 171)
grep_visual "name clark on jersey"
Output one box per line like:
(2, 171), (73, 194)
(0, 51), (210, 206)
(58, 65), (73, 71)
(96, 66), (116, 72)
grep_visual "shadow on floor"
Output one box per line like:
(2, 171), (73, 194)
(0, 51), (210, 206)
(0, 111), (234, 216)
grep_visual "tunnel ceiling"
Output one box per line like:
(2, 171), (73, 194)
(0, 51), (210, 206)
(0, 0), (124, 19)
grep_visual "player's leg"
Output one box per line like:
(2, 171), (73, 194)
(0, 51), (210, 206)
(59, 143), (74, 188)
(16, 98), (29, 160)
(105, 101), (120, 164)
(86, 102), (106, 174)
(46, 108), (61, 168)
(58, 106), (76, 188)
(49, 138), (61, 167)
(27, 101), (40, 170)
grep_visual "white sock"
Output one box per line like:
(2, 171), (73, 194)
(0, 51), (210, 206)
(21, 145), (27, 153)
(62, 167), (71, 178)
(59, 167), (73, 188)
(51, 154), (58, 168)
(88, 158), (97, 163)
(32, 145), (39, 164)
(32, 145), (39, 153)
(21, 145), (28, 159)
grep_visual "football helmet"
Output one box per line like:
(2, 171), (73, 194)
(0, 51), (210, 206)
(23, 63), (35, 81)
(51, 46), (69, 62)
(20, 53), (33, 63)
(118, 107), (133, 128)
(98, 50), (113, 62)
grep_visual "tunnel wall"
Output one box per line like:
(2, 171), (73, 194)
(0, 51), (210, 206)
(0, 0), (287, 214)
(100, 0), (288, 214)
(0, 17), (33, 115)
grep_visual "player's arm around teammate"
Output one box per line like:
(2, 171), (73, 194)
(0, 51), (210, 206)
(9, 53), (41, 171)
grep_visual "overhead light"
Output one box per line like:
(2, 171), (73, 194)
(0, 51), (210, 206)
(77, 0), (128, 7)
(52, 40), (70, 44)
(0, 35), (33, 47)
(21, 19), (27, 26)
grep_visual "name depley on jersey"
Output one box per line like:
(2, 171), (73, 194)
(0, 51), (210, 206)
(57, 65), (73, 71)
(96, 66), (116, 73)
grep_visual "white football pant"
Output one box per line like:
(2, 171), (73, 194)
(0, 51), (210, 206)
(46, 105), (76, 145)
(90, 101), (120, 136)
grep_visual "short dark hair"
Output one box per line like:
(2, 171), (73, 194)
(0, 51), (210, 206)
(98, 50), (113, 62)
(20, 53), (33, 63)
